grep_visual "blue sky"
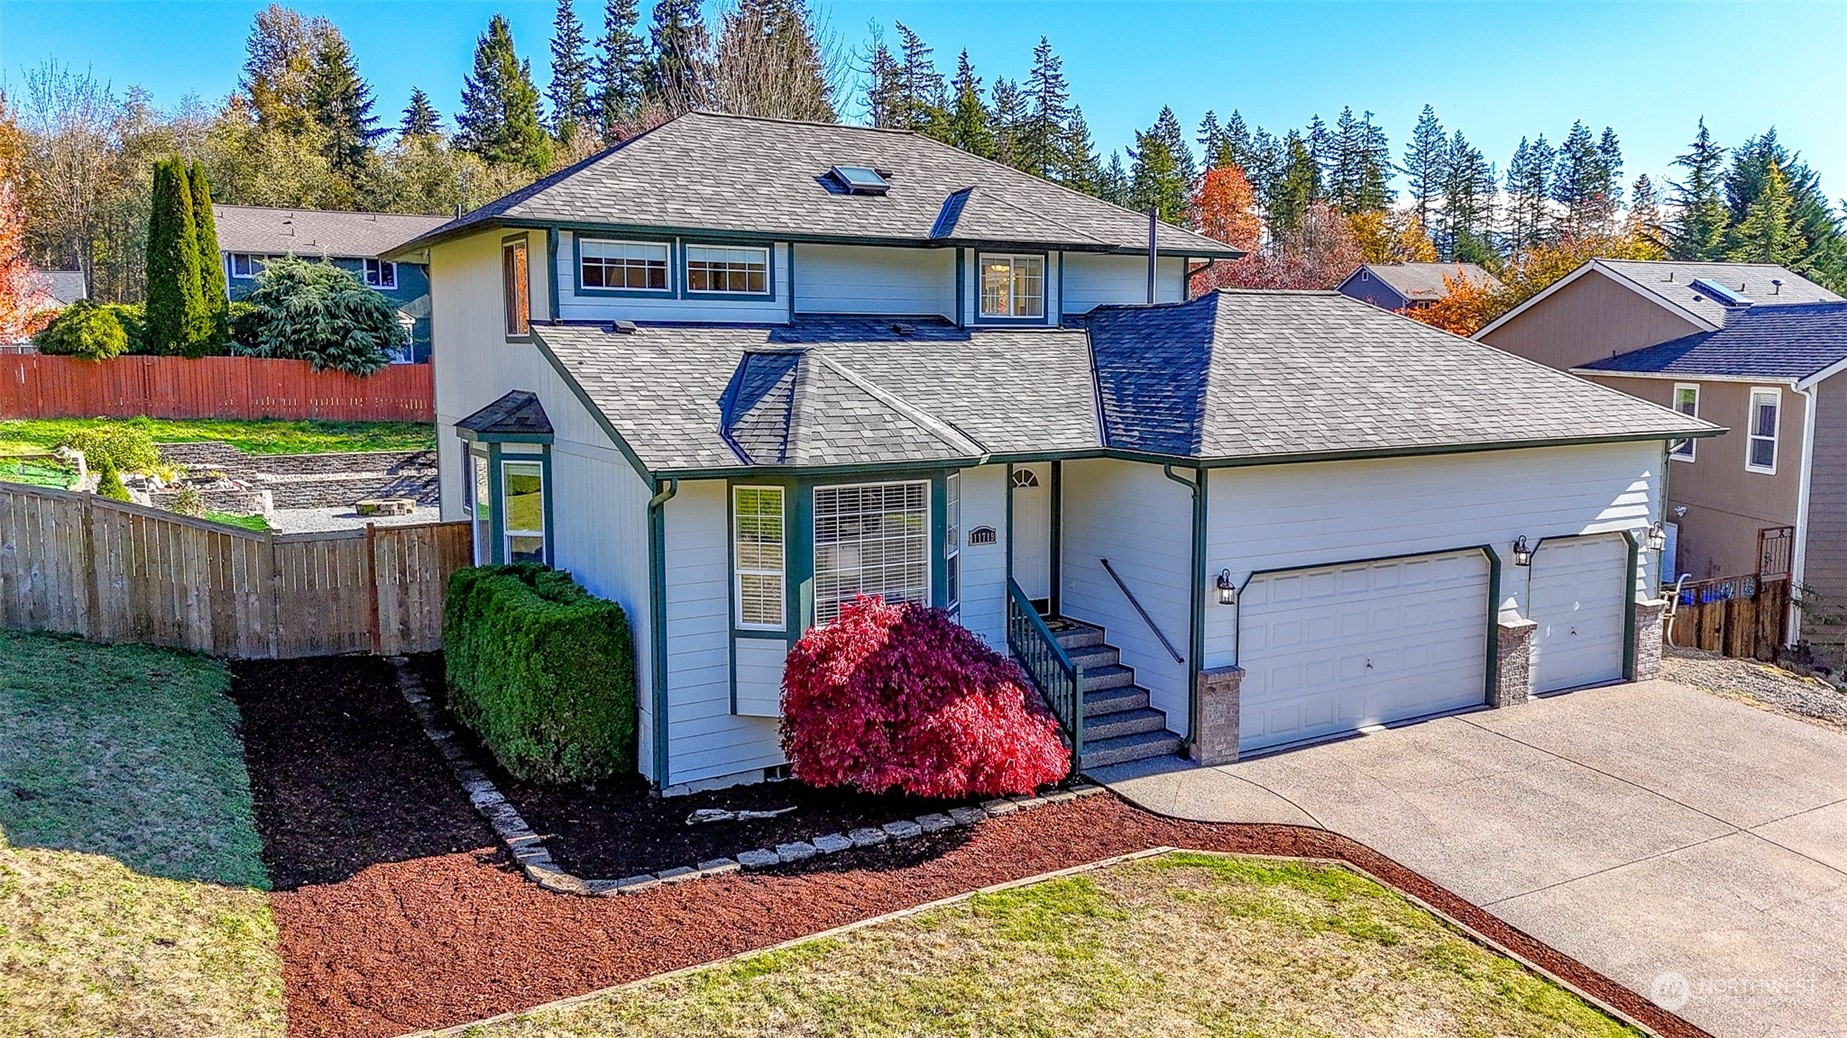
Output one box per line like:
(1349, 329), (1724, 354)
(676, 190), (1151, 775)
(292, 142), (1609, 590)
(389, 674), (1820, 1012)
(5, 1), (1844, 199)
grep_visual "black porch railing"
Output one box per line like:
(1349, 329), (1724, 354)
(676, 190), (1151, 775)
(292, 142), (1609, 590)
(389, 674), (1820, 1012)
(1007, 577), (1084, 775)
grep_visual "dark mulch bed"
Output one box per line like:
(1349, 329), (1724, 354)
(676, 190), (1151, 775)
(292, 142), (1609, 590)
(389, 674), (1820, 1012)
(230, 654), (495, 889)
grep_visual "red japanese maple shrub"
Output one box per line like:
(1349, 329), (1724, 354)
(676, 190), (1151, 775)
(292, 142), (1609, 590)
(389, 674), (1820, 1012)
(780, 596), (1070, 798)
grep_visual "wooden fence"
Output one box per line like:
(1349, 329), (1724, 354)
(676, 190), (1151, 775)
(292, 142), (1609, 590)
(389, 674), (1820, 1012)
(1665, 574), (1790, 662)
(0, 483), (469, 658)
(0, 355), (434, 422)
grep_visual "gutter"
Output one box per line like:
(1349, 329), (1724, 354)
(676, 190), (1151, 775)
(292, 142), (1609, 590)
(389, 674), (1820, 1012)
(1791, 384), (1819, 647)
(647, 477), (679, 787)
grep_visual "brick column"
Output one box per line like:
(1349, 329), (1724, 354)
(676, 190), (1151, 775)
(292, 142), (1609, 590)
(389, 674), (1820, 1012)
(1633, 597), (1668, 680)
(1494, 618), (1537, 708)
(1191, 665), (1243, 766)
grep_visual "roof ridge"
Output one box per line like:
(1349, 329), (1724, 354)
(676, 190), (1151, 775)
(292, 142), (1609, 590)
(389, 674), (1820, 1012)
(212, 203), (447, 219)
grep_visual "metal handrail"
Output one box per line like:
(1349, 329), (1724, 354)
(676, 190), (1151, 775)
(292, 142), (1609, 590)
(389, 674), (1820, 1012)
(1098, 558), (1185, 664)
(1006, 578), (1083, 775)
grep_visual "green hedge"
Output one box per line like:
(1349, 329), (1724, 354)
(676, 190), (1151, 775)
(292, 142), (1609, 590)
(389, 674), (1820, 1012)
(442, 564), (637, 784)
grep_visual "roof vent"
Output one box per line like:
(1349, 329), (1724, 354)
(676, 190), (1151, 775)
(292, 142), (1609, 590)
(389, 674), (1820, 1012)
(830, 165), (890, 195)
(609, 319), (639, 335)
(1772, 278), (1784, 295)
(1690, 277), (1752, 307)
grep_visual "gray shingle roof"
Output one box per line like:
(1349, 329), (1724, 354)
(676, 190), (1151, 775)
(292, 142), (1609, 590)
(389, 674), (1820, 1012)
(37, 271), (87, 305)
(394, 112), (1239, 259)
(457, 390), (553, 437)
(214, 205), (447, 260)
(533, 317), (1098, 471)
(1083, 290), (1715, 460)
(1596, 259), (1840, 327)
(1346, 262), (1500, 301)
(1577, 301), (1847, 383)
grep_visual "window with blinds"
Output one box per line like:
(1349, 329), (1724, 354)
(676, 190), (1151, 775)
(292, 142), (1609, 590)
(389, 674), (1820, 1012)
(733, 486), (786, 629)
(813, 481), (929, 624)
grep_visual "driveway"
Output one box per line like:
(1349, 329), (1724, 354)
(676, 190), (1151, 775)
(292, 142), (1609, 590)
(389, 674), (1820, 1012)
(1091, 679), (1847, 1038)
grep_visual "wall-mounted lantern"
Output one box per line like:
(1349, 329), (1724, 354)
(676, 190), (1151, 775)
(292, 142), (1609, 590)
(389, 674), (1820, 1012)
(1216, 569), (1238, 606)
(1511, 536), (1534, 567)
(1646, 521), (1668, 552)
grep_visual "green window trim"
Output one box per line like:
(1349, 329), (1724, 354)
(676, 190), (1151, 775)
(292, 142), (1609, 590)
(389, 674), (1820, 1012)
(459, 437), (554, 567)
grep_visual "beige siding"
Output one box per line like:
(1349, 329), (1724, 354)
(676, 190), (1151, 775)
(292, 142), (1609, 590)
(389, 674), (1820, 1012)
(1803, 373), (1847, 639)
(1480, 269), (1704, 370)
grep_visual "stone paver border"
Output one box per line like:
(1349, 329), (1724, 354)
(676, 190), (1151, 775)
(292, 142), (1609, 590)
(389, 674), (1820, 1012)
(391, 658), (1104, 896)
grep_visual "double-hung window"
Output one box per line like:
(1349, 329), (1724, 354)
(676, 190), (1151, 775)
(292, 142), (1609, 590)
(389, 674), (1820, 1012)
(1671, 384), (1699, 461)
(979, 253), (1045, 319)
(1747, 388), (1780, 473)
(363, 258), (397, 289)
(502, 237), (530, 337)
(685, 244), (769, 295)
(501, 459), (546, 563)
(733, 486), (786, 630)
(580, 239), (670, 291)
(813, 481), (929, 624)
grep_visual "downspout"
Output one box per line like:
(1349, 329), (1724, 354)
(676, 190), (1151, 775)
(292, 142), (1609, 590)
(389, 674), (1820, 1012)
(1185, 259), (1216, 298)
(647, 477), (679, 788)
(544, 227), (561, 322)
(1162, 463), (1204, 754)
(1791, 383), (1819, 647)
(1145, 209), (1159, 304)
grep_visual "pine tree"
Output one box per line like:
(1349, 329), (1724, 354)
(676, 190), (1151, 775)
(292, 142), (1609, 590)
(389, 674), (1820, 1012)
(1403, 105), (1446, 232)
(1059, 106), (1101, 195)
(1018, 37), (1071, 180)
(457, 14), (553, 172)
(1723, 129), (1841, 270)
(1668, 118), (1729, 259)
(1441, 129), (1496, 262)
(1098, 151), (1131, 208)
(1727, 159), (1806, 265)
(399, 87), (442, 142)
(1503, 135), (1553, 252)
(594, 0), (649, 135)
(1220, 110), (1253, 171)
(863, 33), (899, 128)
(1267, 133), (1319, 238)
(648, 0), (711, 113)
(1304, 114), (1332, 194)
(188, 162), (229, 349)
(547, 0), (595, 140)
(1551, 121), (1619, 237)
(306, 30), (381, 178)
(1196, 111), (1224, 169)
(1244, 125), (1281, 208)
(943, 50), (991, 156)
(890, 23), (945, 133)
(989, 77), (1023, 168)
(144, 158), (209, 356)
(1150, 106), (1196, 192)
(1625, 174), (1666, 253)
(1329, 107), (1391, 213)
(1128, 108), (1192, 223)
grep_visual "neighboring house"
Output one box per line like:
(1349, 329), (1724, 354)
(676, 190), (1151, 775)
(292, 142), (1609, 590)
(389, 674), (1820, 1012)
(389, 111), (1710, 794)
(1476, 258), (1844, 640)
(39, 270), (88, 307)
(213, 204), (448, 363)
(1572, 302), (1847, 641)
(1336, 262), (1500, 311)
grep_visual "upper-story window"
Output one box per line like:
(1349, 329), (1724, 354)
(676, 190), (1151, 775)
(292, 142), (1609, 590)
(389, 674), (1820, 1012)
(581, 238), (670, 292)
(229, 253), (281, 279)
(1670, 384), (1699, 461)
(979, 253), (1044, 319)
(685, 244), (770, 295)
(364, 258), (397, 289)
(1747, 388), (1779, 474)
(502, 237), (530, 337)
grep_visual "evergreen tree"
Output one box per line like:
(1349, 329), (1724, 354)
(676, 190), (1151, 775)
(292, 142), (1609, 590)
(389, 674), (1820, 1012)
(1440, 129), (1496, 261)
(594, 0), (649, 135)
(1625, 173), (1666, 252)
(399, 87), (442, 142)
(890, 23), (945, 133)
(989, 77), (1023, 168)
(1304, 114), (1332, 193)
(1221, 110), (1254, 171)
(1059, 106), (1101, 195)
(1196, 111), (1225, 168)
(1330, 107), (1390, 213)
(1668, 118), (1729, 259)
(863, 33), (899, 127)
(1245, 125), (1282, 208)
(1128, 108), (1192, 223)
(1726, 159), (1806, 265)
(1723, 129), (1842, 271)
(547, 0), (596, 140)
(943, 50), (991, 157)
(306, 30), (381, 178)
(1551, 121), (1620, 237)
(1267, 133), (1319, 238)
(1098, 151), (1131, 208)
(648, 0), (711, 113)
(1403, 104), (1446, 232)
(144, 158), (209, 356)
(188, 161), (229, 348)
(240, 4), (324, 134)
(1503, 135), (1553, 252)
(457, 14), (553, 172)
(1018, 37), (1071, 179)
(1150, 106), (1196, 191)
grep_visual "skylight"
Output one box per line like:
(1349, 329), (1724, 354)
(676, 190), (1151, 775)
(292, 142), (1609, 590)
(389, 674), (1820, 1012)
(1690, 277), (1753, 307)
(830, 165), (890, 195)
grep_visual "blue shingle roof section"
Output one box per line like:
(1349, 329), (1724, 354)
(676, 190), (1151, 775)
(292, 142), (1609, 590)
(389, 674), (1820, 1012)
(1578, 301), (1847, 382)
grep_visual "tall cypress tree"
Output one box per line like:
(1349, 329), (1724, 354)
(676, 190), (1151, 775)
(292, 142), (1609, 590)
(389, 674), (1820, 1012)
(188, 162), (229, 349)
(1668, 118), (1729, 259)
(944, 49), (991, 157)
(548, 0), (595, 140)
(457, 14), (553, 171)
(594, 0), (649, 135)
(145, 158), (209, 356)
(307, 30), (382, 178)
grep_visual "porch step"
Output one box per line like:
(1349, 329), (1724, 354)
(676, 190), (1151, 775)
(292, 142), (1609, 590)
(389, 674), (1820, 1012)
(1078, 663), (1135, 692)
(1049, 619), (1106, 650)
(1066, 643), (1120, 671)
(1082, 729), (1185, 769)
(1082, 705), (1169, 741)
(1082, 684), (1149, 717)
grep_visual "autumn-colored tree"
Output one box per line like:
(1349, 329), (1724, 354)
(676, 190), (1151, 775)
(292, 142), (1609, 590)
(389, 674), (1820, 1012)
(1187, 164), (1260, 251)
(0, 159), (54, 341)
(1404, 229), (1665, 336)
(1204, 202), (1362, 291)
(1348, 209), (1436, 263)
(1404, 271), (1503, 336)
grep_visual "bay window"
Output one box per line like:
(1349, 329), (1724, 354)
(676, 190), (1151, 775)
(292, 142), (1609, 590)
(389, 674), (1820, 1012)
(813, 481), (929, 624)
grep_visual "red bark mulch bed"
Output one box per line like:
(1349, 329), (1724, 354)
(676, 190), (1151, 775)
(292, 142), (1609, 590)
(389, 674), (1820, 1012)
(236, 656), (1709, 1038)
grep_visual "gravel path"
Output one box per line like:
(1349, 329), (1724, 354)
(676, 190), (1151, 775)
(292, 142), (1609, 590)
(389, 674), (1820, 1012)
(266, 505), (442, 534)
(1664, 648), (1847, 731)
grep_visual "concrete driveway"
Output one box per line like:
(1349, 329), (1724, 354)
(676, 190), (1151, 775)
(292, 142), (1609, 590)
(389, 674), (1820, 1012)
(1091, 679), (1847, 1038)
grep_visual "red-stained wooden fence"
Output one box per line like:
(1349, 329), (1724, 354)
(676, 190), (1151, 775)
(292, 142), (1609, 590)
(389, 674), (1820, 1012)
(0, 355), (434, 422)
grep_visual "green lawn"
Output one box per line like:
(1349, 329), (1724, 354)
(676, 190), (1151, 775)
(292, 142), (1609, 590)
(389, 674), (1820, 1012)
(0, 630), (284, 1037)
(203, 511), (271, 531)
(459, 851), (1641, 1038)
(0, 456), (77, 490)
(0, 416), (434, 456)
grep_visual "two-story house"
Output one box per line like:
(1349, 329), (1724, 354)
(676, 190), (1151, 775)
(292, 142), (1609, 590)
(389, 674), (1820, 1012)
(389, 112), (1711, 794)
(1475, 259), (1844, 643)
(214, 204), (448, 362)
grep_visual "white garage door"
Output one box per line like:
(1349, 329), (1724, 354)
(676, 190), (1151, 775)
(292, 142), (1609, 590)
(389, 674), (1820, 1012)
(1239, 549), (1491, 754)
(1528, 534), (1628, 694)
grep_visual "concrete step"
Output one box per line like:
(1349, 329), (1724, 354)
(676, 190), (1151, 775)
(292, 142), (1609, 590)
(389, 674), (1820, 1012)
(1067, 643), (1120, 671)
(1049, 619), (1105, 650)
(1081, 729), (1184, 769)
(1082, 684), (1149, 717)
(1078, 663), (1135, 692)
(1081, 706), (1169, 741)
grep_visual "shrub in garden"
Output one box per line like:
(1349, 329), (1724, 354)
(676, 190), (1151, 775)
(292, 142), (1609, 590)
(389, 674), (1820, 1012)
(33, 299), (129, 360)
(780, 596), (1070, 798)
(94, 458), (131, 501)
(443, 564), (637, 783)
(58, 421), (160, 473)
(233, 257), (405, 376)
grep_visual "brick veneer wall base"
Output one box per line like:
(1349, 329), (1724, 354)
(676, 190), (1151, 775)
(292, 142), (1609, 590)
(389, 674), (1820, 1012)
(1494, 618), (1538, 708)
(1191, 666), (1243, 766)
(1633, 598), (1668, 680)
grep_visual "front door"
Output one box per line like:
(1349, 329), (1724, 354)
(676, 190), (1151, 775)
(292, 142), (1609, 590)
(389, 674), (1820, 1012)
(1011, 464), (1051, 605)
